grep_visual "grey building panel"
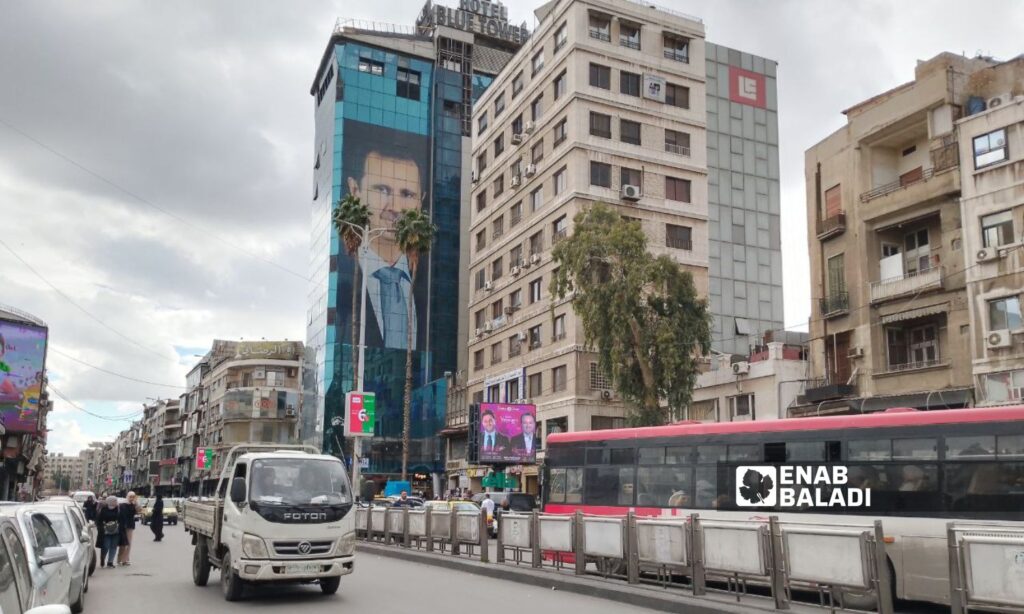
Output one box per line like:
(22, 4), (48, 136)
(771, 251), (783, 285)
(753, 55), (766, 74)
(767, 112), (779, 143)
(766, 77), (778, 111)
(766, 60), (777, 78)
(741, 52), (753, 71)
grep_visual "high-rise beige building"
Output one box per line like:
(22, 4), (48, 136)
(459, 0), (708, 491)
(797, 53), (1002, 415)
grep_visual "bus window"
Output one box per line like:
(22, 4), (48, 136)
(851, 463), (939, 513)
(694, 466), (718, 508)
(998, 435), (1024, 458)
(848, 439), (891, 461)
(549, 469), (567, 503)
(610, 448), (636, 465)
(696, 445), (726, 463)
(548, 446), (585, 466)
(565, 468), (583, 504)
(944, 462), (1024, 514)
(636, 466), (692, 507)
(946, 436), (996, 458)
(638, 447), (665, 465)
(893, 438), (938, 460)
(586, 448), (608, 465)
(765, 442), (786, 463)
(584, 467), (634, 506)
(727, 444), (761, 462)
(787, 441), (826, 462)
(665, 446), (693, 464)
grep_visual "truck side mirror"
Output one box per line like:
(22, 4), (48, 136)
(229, 477), (247, 504)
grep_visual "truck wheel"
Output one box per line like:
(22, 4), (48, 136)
(192, 540), (211, 587)
(221, 549), (244, 601)
(320, 576), (341, 595)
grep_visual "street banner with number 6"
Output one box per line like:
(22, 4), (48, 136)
(345, 391), (376, 437)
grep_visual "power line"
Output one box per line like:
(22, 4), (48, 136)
(49, 346), (186, 389)
(48, 384), (145, 422)
(0, 116), (311, 282)
(0, 237), (177, 364)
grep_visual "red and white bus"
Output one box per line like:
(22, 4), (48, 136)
(543, 406), (1024, 605)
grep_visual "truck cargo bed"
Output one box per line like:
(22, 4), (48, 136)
(183, 500), (221, 538)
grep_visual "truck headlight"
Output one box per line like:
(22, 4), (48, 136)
(242, 533), (269, 559)
(335, 532), (355, 556)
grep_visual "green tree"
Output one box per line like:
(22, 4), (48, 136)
(550, 203), (711, 425)
(332, 195), (372, 390)
(394, 208), (437, 480)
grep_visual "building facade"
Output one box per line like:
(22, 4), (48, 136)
(798, 53), (998, 415)
(458, 0), (708, 492)
(956, 59), (1024, 406)
(42, 453), (84, 494)
(307, 3), (525, 493)
(705, 44), (783, 355)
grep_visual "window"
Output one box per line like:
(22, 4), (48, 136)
(620, 71), (640, 96)
(824, 184), (842, 218)
(529, 232), (543, 255)
(592, 416), (625, 430)
(553, 71), (567, 100)
(512, 71), (524, 97)
(554, 22), (568, 51)
(553, 167), (567, 195)
(982, 370), (1024, 404)
(491, 342), (503, 364)
(358, 57), (384, 75)
(620, 23), (641, 49)
(492, 257), (503, 280)
(528, 372), (543, 396)
(510, 201), (523, 226)
(665, 176), (691, 202)
(827, 253), (846, 297)
(530, 187), (543, 212)
(974, 128), (1008, 168)
(621, 167), (641, 188)
(666, 83), (690, 109)
(989, 296), (1022, 330)
(494, 134), (504, 157)
(474, 269), (485, 290)
(478, 112), (489, 135)
(474, 309), (486, 331)
(982, 211), (1015, 248)
(531, 96), (543, 122)
(531, 50), (545, 76)
(588, 13), (611, 42)
(531, 141), (544, 164)
(589, 112), (611, 138)
(487, 383), (500, 402)
(494, 93), (506, 117)
(477, 152), (488, 173)
(529, 278), (542, 303)
(492, 216), (504, 240)
(476, 191), (487, 212)
(663, 33), (689, 62)
(509, 288), (522, 308)
(590, 161), (611, 188)
(475, 229), (486, 251)
(509, 334), (522, 357)
(589, 63), (611, 89)
(729, 394), (754, 419)
(553, 118), (567, 146)
(665, 129), (690, 155)
(528, 324), (542, 349)
(552, 365), (567, 391)
(472, 390), (484, 405)
(553, 314), (566, 340)
(620, 119), (641, 145)
(396, 67), (421, 100)
(511, 114), (523, 136)
(666, 224), (692, 250)
(495, 174), (505, 197)
(510, 158), (522, 180)
(0, 534), (20, 614)
(508, 245), (522, 269)
(474, 350), (484, 371)
(30, 515), (59, 550)
(885, 324), (939, 370)
(2, 528), (28, 608)
(552, 215), (568, 243)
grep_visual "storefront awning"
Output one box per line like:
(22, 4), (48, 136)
(880, 302), (949, 324)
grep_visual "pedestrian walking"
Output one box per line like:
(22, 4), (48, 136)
(118, 491), (140, 566)
(82, 495), (97, 522)
(96, 496), (120, 568)
(150, 494), (165, 542)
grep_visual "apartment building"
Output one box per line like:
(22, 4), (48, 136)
(461, 0), (708, 490)
(797, 53), (998, 415)
(956, 59), (1024, 405)
(42, 453), (84, 493)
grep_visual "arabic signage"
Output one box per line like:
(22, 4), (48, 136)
(344, 391), (376, 437)
(211, 339), (301, 362)
(417, 0), (530, 45)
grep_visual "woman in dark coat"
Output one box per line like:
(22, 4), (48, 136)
(150, 494), (165, 542)
(96, 496), (121, 568)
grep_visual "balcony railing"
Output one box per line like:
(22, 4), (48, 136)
(588, 28), (611, 42)
(860, 163), (956, 203)
(881, 358), (946, 374)
(819, 292), (850, 318)
(870, 266), (944, 304)
(816, 212), (847, 240)
(664, 143), (691, 156)
(552, 229), (568, 244)
(619, 37), (640, 50)
(801, 377), (857, 403)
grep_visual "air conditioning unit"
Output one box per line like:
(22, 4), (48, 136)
(510, 175), (521, 188)
(987, 93), (1012, 109)
(474, 327), (483, 337)
(524, 121), (536, 134)
(621, 184), (642, 201)
(516, 331), (528, 342)
(484, 322), (493, 333)
(987, 329), (1012, 349)
(977, 247), (999, 263)
(471, 170), (479, 183)
(531, 253), (542, 264)
(285, 409), (297, 417)
(514, 398), (528, 404)
(521, 258), (532, 269)
(524, 164), (537, 177)
(503, 305), (515, 315)
(511, 265), (521, 276)
(847, 346), (864, 358)
(732, 361), (750, 375)
(484, 280), (493, 291)
(600, 390), (612, 401)
(511, 133), (524, 145)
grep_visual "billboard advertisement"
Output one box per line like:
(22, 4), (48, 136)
(0, 319), (47, 434)
(341, 119), (431, 353)
(729, 66), (767, 109)
(344, 391), (375, 437)
(477, 403), (538, 464)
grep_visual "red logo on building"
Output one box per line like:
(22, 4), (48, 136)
(729, 66), (766, 109)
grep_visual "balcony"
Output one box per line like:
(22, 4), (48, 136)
(819, 292), (849, 319)
(816, 212), (847, 240)
(801, 379), (856, 403)
(664, 143), (691, 157)
(552, 229), (568, 244)
(870, 266), (944, 304)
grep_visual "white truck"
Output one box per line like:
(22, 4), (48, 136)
(183, 444), (356, 601)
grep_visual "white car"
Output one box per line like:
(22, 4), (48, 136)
(0, 515), (72, 614)
(0, 507), (74, 612)
(26, 505), (90, 613)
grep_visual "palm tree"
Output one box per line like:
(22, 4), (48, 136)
(394, 208), (437, 481)
(332, 195), (371, 391)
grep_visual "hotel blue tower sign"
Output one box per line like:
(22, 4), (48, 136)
(417, 0), (530, 45)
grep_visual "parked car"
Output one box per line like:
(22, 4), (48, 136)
(140, 500), (178, 525)
(70, 492), (95, 507)
(26, 505), (89, 613)
(0, 515), (73, 614)
(0, 507), (73, 612)
(40, 501), (95, 577)
(423, 500), (480, 513)
(470, 492), (538, 512)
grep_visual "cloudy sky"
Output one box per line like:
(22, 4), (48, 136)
(1, 1), (1021, 455)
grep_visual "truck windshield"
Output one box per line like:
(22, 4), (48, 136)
(250, 458), (352, 506)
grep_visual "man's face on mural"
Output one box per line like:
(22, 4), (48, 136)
(347, 151), (423, 265)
